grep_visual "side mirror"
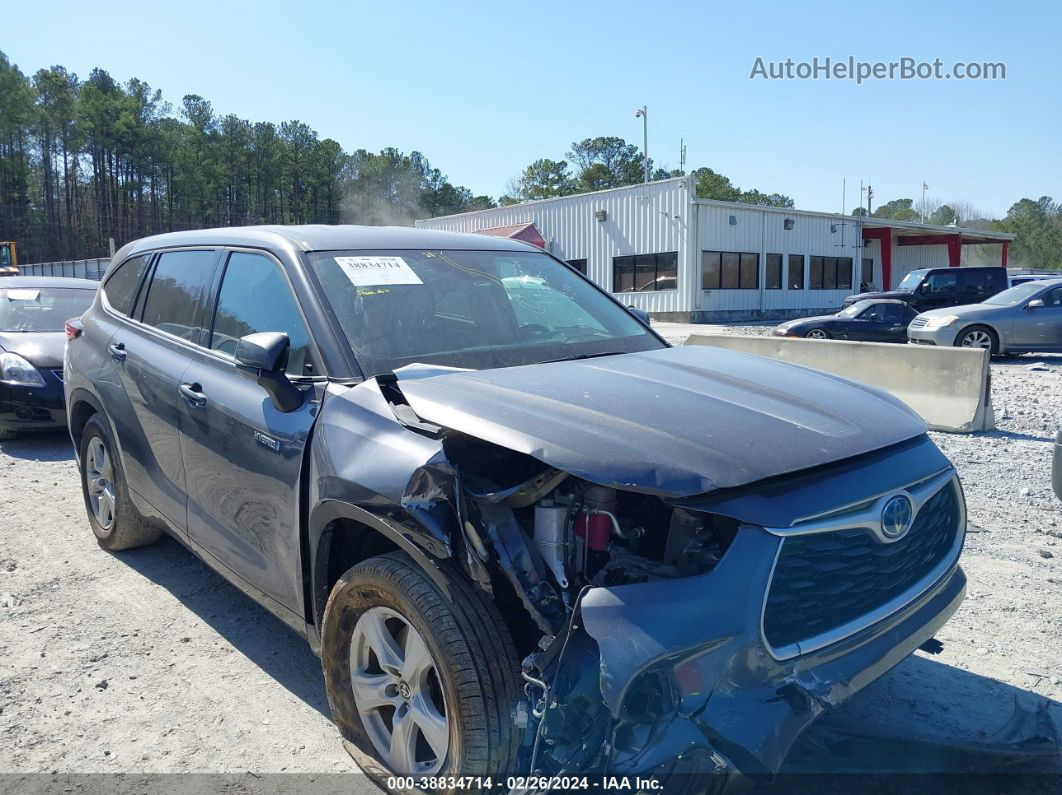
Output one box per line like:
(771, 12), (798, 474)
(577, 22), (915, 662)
(234, 332), (304, 412)
(626, 305), (650, 326)
(1027, 299), (1045, 309)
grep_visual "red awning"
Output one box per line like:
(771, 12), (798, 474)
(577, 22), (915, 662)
(472, 222), (546, 249)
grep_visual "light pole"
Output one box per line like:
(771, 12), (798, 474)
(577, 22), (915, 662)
(634, 106), (649, 183)
(921, 181), (928, 223)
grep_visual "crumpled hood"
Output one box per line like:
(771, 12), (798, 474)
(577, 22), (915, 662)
(0, 331), (66, 367)
(394, 345), (927, 497)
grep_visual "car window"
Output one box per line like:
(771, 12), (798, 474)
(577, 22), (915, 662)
(0, 287), (96, 332)
(209, 252), (312, 375)
(880, 304), (904, 322)
(104, 255), (150, 316)
(307, 249), (662, 377)
(961, 270), (993, 299)
(140, 250), (217, 342)
(984, 282), (1053, 306)
(1040, 287), (1062, 307)
(897, 270), (927, 291)
(859, 304), (885, 321)
(923, 272), (959, 294)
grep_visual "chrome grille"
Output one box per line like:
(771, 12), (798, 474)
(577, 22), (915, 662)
(908, 317), (929, 329)
(762, 477), (963, 656)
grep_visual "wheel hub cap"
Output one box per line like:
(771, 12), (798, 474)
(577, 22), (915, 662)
(85, 438), (116, 531)
(349, 606), (449, 775)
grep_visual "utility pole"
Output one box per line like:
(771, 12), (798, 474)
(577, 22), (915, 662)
(634, 106), (649, 183)
(921, 181), (928, 223)
(866, 185), (874, 214)
(679, 138), (687, 175)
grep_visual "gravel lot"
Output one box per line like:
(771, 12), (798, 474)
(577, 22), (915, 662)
(1, 325), (1060, 783)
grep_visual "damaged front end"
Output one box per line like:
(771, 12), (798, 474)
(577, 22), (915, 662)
(319, 349), (971, 786)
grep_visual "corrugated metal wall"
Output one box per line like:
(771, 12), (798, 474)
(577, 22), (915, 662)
(416, 178), (695, 314)
(695, 201), (863, 315)
(893, 244), (949, 282)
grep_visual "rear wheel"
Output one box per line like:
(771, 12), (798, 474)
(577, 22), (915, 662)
(956, 325), (998, 354)
(322, 552), (520, 789)
(79, 416), (161, 550)
(805, 328), (831, 339)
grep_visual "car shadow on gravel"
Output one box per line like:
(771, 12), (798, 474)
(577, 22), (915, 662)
(116, 534), (331, 718)
(0, 429), (75, 461)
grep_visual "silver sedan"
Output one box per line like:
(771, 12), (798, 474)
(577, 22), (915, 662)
(908, 277), (1062, 354)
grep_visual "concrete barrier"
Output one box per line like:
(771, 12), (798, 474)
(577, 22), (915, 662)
(685, 334), (994, 433)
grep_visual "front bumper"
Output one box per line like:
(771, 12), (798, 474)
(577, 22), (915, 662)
(578, 531), (964, 779)
(907, 325), (958, 346)
(0, 368), (67, 433)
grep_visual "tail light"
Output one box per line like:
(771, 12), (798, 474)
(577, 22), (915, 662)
(65, 318), (83, 340)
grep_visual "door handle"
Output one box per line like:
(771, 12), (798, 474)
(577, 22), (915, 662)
(108, 342), (126, 362)
(179, 382), (208, 407)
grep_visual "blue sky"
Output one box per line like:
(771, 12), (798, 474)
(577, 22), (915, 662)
(4, 1), (1058, 217)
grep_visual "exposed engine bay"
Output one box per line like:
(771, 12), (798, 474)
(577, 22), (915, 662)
(452, 435), (738, 599)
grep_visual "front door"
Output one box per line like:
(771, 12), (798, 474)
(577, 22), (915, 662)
(178, 250), (321, 615)
(915, 270), (961, 311)
(1012, 286), (1062, 351)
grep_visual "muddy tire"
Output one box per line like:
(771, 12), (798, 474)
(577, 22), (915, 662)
(322, 551), (521, 790)
(79, 415), (161, 550)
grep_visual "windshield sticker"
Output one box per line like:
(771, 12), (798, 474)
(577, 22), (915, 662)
(4, 289), (39, 301)
(334, 256), (423, 287)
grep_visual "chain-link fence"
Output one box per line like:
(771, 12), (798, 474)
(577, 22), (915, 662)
(12, 258), (109, 280)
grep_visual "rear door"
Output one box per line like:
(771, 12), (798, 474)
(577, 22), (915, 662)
(177, 249), (323, 615)
(106, 249), (220, 530)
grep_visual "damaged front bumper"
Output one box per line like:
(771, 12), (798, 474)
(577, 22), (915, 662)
(531, 525), (967, 786)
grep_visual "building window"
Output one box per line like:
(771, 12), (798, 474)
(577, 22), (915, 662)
(788, 254), (804, 289)
(766, 254), (783, 289)
(809, 256), (853, 290)
(861, 258), (874, 289)
(612, 251), (677, 292)
(567, 259), (587, 275)
(702, 250), (759, 289)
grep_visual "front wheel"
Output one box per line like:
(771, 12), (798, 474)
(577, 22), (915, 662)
(805, 328), (831, 339)
(955, 325), (998, 354)
(322, 552), (521, 788)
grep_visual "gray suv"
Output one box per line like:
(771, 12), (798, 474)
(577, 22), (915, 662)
(65, 226), (967, 789)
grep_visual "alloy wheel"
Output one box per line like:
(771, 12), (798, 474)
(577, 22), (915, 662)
(961, 330), (993, 349)
(86, 437), (116, 532)
(806, 329), (828, 339)
(349, 606), (449, 775)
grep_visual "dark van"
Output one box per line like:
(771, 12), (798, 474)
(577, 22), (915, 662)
(843, 266), (1007, 311)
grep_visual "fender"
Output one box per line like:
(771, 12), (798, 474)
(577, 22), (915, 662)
(308, 499), (455, 630)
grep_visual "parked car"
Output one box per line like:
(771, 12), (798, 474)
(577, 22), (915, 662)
(65, 226), (967, 788)
(908, 277), (1062, 353)
(0, 276), (98, 439)
(773, 299), (918, 343)
(1008, 271), (1056, 288)
(843, 266), (1008, 312)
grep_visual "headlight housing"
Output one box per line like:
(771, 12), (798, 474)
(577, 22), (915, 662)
(0, 352), (46, 387)
(921, 314), (959, 330)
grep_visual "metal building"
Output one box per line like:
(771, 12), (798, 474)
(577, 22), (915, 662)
(416, 177), (1015, 322)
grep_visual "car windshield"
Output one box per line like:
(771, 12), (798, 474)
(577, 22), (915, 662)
(0, 286), (96, 332)
(837, 300), (872, 318)
(983, 281), (1056, 306)
(306, 249), (665, 376)
(896, 270), (928, 291)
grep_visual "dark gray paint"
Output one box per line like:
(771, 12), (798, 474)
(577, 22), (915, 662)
(395, 345), (927, 497)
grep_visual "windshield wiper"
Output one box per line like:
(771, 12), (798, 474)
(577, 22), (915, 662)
(544, 351), (627, 364)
